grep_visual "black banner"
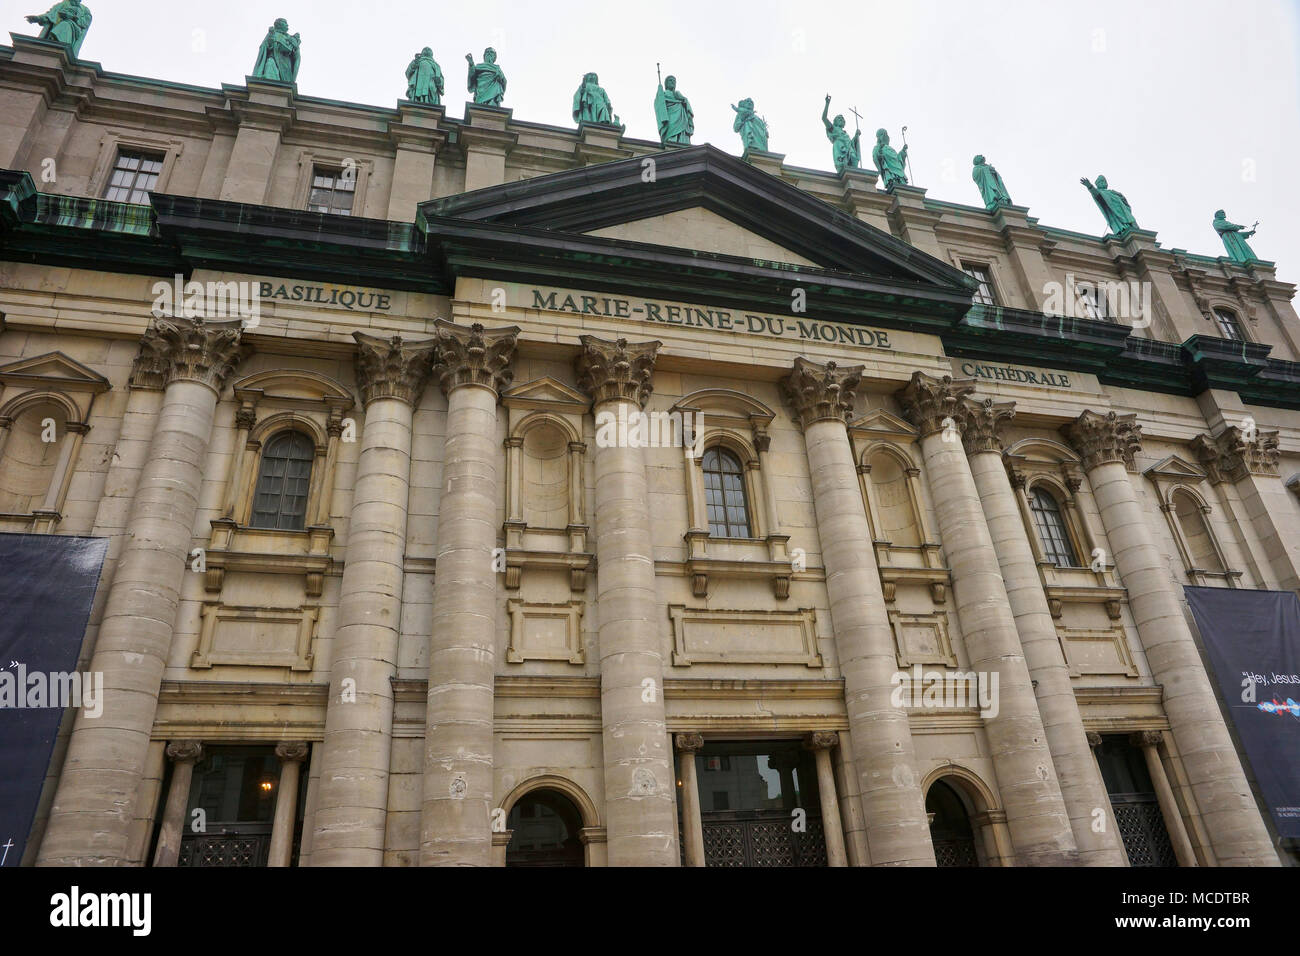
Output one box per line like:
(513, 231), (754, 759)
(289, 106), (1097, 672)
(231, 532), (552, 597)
(0, 533), (108, 866)
(1186, 586), (1300, 839)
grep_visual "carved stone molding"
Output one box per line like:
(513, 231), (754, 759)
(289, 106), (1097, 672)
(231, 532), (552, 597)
(960, 396), (1016, 454)
(1129, 730), (1163, 749)
(132, 317), (243, 392)
(896, 371), (976, 438)
(353, 331), (437, 406)
(1085, 731), (1103, 748)
(432, 319), (520, 397)
(1062, 410), (1142, 472)
(675, 732), (705, 753)
(803, 731), (839, 752)
(780, 357), (863, 428)
(1192, 426), (1281, 483)
(275, 741), (310, 763)
(575, 335), (661, 408)
(166, 740), (204, 764)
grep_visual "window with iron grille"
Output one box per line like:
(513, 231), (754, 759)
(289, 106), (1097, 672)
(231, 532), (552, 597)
(703, 447), (751, 538)
(307, 165), (356, 215)
(961, 264), (997, 306)
(1030, 487), (1079, 567)
(103, 149), (165, 204)
(1213, 308), (1244, 341)
(250, 431), (314, 530)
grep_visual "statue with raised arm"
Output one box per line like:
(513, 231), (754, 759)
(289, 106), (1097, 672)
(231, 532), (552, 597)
(253, 18), (301, 83)
(972, 155), (1012, 210)
(574, 72), (618, 126)
(25, 0), (92, 58)
(872, 128), (908, 189)
(1080, 175), (1138, 234)
(466, 48), (506, 106)
(406, 48), (444, 106)
(654, 72), (693, 146)
(822, 96), (860, 173)
(1213, 210), (1260, 263)
(732, 98), (769, 153)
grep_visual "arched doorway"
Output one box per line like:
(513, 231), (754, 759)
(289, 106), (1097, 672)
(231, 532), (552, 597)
(505, 789), (585, 867)
(927, 779), (979, 867)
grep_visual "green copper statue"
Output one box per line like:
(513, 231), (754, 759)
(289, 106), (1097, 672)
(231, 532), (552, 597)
(574, 72), (618, 126)
(972, 155), (1012, 210)
(654, 71), (693, 146)
(466, 48), (506, 107)
(25, 0), (91, 58)
(406, 48), (444, 106)
(873, 128), (909, 189)
(253, 19), (301, 83)
(1213, 210), (1260, 263)
(732, 99), (769, 153)
(821, 96), (861, 173)
(1080, 175), (1138, 234)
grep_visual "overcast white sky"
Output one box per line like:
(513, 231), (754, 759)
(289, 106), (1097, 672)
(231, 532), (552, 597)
(8, 0), (1299, 285)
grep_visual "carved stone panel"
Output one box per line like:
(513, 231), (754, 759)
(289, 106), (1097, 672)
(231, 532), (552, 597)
(668, 605), (822, 667)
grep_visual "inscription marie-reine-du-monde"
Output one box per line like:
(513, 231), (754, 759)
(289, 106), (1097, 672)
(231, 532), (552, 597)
(529, 289), (893, 349)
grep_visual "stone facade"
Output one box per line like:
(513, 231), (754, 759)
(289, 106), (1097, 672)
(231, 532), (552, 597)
(3, 36), (1298, 867)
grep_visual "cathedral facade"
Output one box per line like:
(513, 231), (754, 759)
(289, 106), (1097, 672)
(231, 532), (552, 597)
(2, 32), (1298, 868)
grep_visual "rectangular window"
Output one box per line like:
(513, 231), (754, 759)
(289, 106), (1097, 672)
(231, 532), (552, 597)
(307, 165), (356, 215)
(103, 149), (165, 204)
(1214, 309), (1243, 341)
(1075, 281), (1109, 321)
(961, 264), (997, 306)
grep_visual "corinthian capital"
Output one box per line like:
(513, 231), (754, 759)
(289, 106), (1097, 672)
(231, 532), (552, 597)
(575, 335), (662, 408)
(781, 357), (863, 428)
(166, 740), (204, 764)
(960, 397), (1017, 454)
(431, 319), (520, 397)
(897, 371), (976, 437)
(1062, 410), (1142, 472)
(132, 317), (243, 392)
(353, 331), (436, 406)
(1191, 426), (1281, 483)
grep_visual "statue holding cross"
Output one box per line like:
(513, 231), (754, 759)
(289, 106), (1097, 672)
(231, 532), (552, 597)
(822, 95), (861, 174)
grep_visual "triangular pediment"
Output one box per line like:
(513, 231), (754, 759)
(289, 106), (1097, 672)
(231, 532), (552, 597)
(502, 376), (591, 412)
(587, 207), (818, 267)
(1143, 454), (1207, 483)
(849, 408), (919, 442)
(0, 351), (110, 392)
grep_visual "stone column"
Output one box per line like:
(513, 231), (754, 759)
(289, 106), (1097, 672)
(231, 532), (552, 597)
(152, 741), (204, 868)
(780, 357), (934, 866)
(957, 395), (1128, 866)
(268, 742), (310, 868)
(804, 732), (848, 867)
(420, 320), (519, 867)
(312, 332), (436, 867)
(898, 372), (1077, 865)
(1063, 410), (1278, 866)
(38, 318), (242, 867)
(577, 336), (678, 866)
(1131, 731), (1198, 867)
(675, 733), (706, 867)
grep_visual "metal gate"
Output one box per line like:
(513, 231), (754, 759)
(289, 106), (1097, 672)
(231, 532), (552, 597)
(1110, 794), (1178, 867)
(696, 810), (828, 867)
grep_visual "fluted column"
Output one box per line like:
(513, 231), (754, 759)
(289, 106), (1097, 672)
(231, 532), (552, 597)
(1063, 410), (1277, 866)
(268, 742), (310, 867)
(804, 732), (848, 867)
(899, 372), (1077, 866)
(39, 318), (242, 866)
(312, 332), (435, 866)
(151, 741), (204, 868)
(578, 336), (677, 866)
(675, 733), (706, 867)
(957, 395), (1128, 866)
(421, 320), (519, 866)
(780, 357), (934, 866)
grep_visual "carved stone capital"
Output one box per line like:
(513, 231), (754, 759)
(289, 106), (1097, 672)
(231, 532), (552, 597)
(1062, 410), (1141, 472)
(803, 731), (839, 752)
(1192, 427), (1281, 483)
(897, 371), (976, 438)
(133, 317), (243, 392)
(780, 357), (863, 428)
(753, 425), (772, 454)
(575, 335), (661, 408)
(275, 741), (310, 763)
(959, 397), (1016, 454)
(675, 732), (705, 754)
(166, 740), (204, 764)
(352, 331), (437, 406)
(431, 319), (520, 397)
(234, 407), (258, 432)
(1129, 730), (1163, 749)
(1085, 732), (1103, 748)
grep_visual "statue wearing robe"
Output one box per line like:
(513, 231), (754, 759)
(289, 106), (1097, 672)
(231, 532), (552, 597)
(1213, 210), (1259, 263)
(1080, 175), (1138, 234)
(873, 129), (909, 189)
(466, 48), (506, 107)
(654, 75), (693, 146)
(25, 0), (91, 58)
(733, 98), (769, 153)
(573, 73), (616, 125)
(821, 96), (860, 173)
(253, 18), (301, 84)
(972, 155), (1012, 210)
(406, 48), (444, 105)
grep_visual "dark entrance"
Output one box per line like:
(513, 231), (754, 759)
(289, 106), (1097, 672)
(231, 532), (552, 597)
(505, 789), (585, 867)
(1095, 735), (1179, 866)
(927, 779), (979, 867)
(683, 741), (828, 867)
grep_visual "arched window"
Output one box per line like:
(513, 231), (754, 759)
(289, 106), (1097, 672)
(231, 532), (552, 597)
(1173, 490), (1226, 574)
(702, 446), (751, 538)
(1213, 308), (1243, 342)
(1030, 487), (1079, 567)
(250, 431), (314, 530)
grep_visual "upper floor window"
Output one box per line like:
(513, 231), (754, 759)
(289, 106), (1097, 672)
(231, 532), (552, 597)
(703, 446), (751, 538)
(961, 264), (997, 306)
(250, 431), (314, 530)
(1213, 308), (1243, 342)
(1075, 282), (1109, 321)
(103, 149), (164, 204)
(307, 165), (356, 215)
(1030, 487), (1079, 567)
